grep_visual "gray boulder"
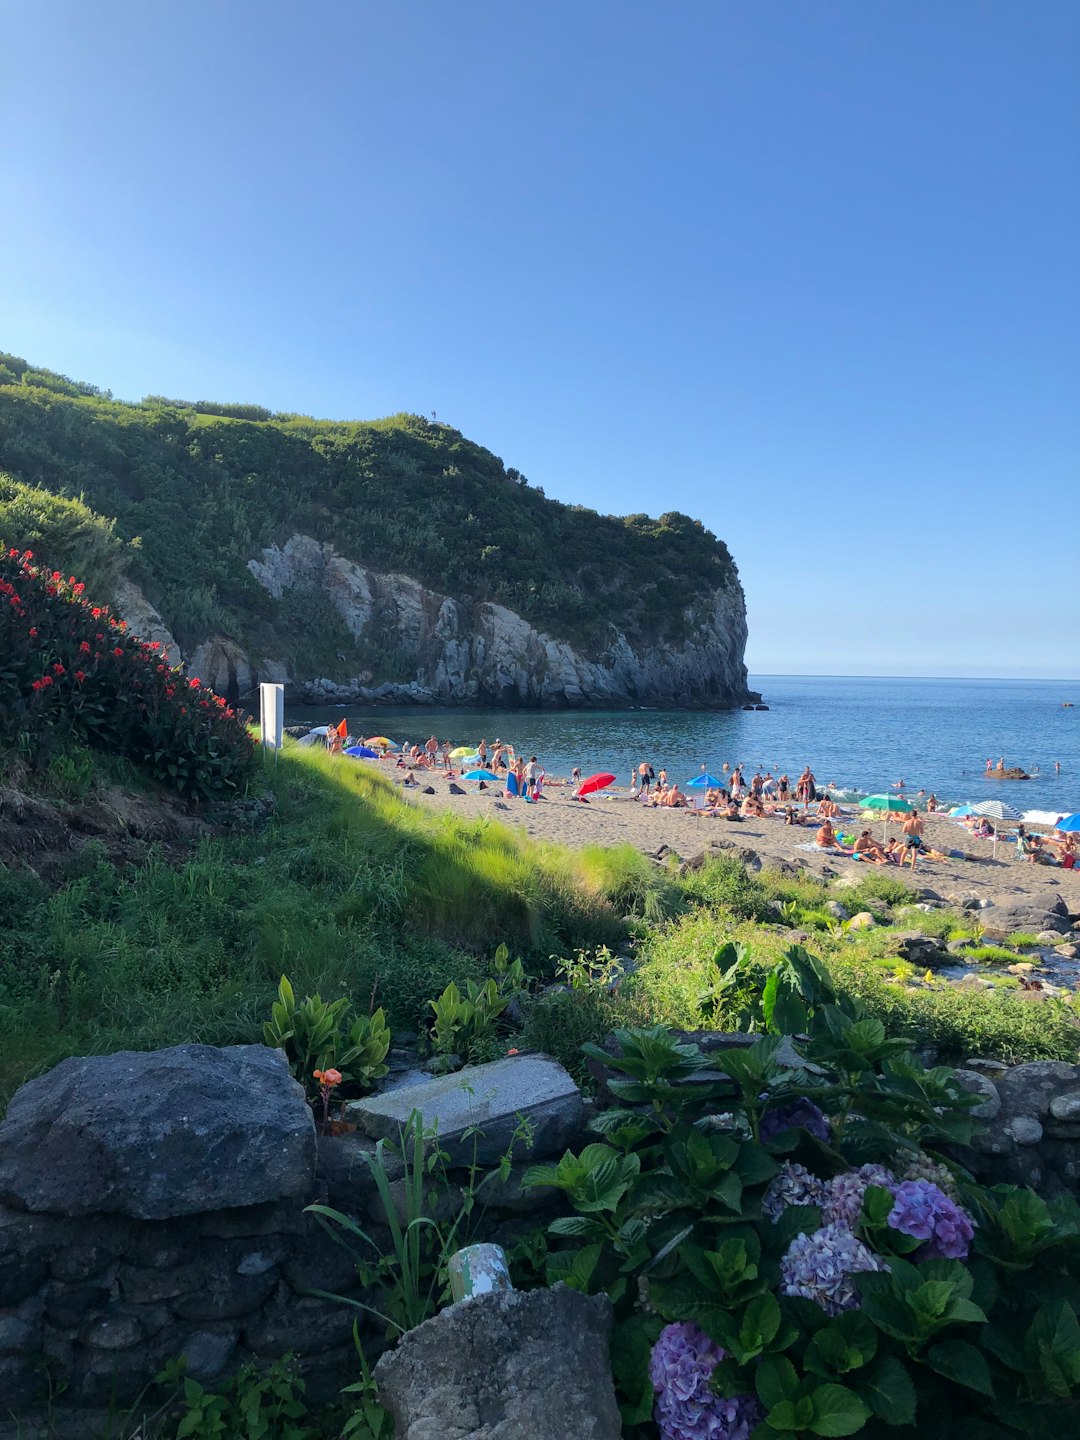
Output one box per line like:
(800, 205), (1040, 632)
(346, 1055), (584, 1167)
(374, 1285), (621, 1440)
(0, 1045), (315, 1219)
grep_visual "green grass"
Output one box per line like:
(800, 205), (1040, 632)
(0, 742), (682, 1104)
(3, 745), (1077, 1107)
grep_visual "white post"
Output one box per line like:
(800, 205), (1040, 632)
(260, 683), (284, 754)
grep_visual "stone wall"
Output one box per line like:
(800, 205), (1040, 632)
(953, 1058), (1080, 1194)
(0, 1045), (575, 1432)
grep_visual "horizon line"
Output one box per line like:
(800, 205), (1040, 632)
(748, 672), (1079, 684)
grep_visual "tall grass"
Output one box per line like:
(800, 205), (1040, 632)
(0, 743), (681, 1102)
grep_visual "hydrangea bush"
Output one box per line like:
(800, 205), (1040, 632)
(0, 548), (254, 800)
(523, 945), (1080, 1438)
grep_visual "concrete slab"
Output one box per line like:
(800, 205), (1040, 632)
(345, 1054), (584, 1166)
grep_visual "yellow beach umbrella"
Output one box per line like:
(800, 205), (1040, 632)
(367, 736), (393, 747)
(449, 746), (474, 759)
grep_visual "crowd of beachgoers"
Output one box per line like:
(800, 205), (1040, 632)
(299, 722), (1079, 880)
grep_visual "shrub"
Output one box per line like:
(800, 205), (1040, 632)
(523, 967), (1080, 1437)
(0, 548), (254, 800)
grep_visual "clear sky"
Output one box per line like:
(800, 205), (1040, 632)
(2, 1), (1077, 678)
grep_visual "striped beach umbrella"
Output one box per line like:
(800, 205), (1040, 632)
(971, 800), (1023, 821)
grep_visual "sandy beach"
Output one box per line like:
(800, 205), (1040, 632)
(385, 771), (1080, 918)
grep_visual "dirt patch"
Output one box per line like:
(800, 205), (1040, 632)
(0, 781), (211, 882)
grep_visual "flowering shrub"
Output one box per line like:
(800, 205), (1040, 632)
(0, 548), (254, 801)
(523, 945), (1080, 1437)
(649, 1322), (762, 1440)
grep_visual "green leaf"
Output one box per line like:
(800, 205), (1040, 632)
(857, 1355), (917, 1426)
(756, 1353), (800, 1409)
(768, 1397), (815, 1432)
(740, 1293), (782, 1354)
(925, 1338), (995, 1397)
(1027, 1300), (1080, 1398)
(807, 1383), (872, 1436)
(547, 1215), (604, 1239)
(805, 1313), (878, 1376)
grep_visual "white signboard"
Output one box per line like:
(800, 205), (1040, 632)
(260, 683), (284, 751)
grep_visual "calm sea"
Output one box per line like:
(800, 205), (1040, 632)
(284, 675), (1080, 815)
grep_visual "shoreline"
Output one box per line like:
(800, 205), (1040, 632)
(376, 766), (1079, 917)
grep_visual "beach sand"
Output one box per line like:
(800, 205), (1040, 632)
(381, 769), (1080, 918)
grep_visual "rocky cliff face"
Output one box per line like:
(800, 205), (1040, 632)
(118, 533), (754, 709)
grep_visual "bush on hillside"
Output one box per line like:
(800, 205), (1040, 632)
(0, 471), (132, 599)
(0, 548), (254, 800)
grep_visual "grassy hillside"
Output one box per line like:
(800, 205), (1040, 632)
(3, 736), (1076, 1108)
(0, 353), (740, 661)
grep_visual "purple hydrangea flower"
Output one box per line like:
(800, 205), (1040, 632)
(887, 1179), (975, 1260)
(779, 1222), (889, 1315)
(649, 1323), (763, 1440)
(760, 1098), (831, 1144)
(762, 1162), (825, 1222)
(822, 1164), (896, 1227)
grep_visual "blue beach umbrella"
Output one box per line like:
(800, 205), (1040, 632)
(949, 805), (979, 817)
(687, 772), (723, 787)
(344, 745), (380, 759)
(462, 769), (498, 782)
(1054, 813), (1080, 832)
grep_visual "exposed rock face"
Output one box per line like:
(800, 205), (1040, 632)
(0, 1045), (315, 1218)
(241, 533), (753, 708)
(374, 1285), (622, 1440)
(112, 576), (181, 664)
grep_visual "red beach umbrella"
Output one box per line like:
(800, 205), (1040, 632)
(577, 772), (616, 797)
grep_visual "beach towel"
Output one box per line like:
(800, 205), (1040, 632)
(505, 773), (520, 797)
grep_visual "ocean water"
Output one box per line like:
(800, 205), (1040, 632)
(284, 675), (1080, 816)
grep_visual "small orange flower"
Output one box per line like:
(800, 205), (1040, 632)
(506, 1048), (520, 1056)
(314, 1068), (343, 1087)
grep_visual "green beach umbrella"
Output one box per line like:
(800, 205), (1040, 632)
(860, 792), (913, 841)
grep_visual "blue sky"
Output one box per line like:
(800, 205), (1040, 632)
(2, 1), (1077, 678)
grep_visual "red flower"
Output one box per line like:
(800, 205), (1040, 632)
(190, 677), (201, 689)
(92, 608), (102, 618)
(164, 686), (175, 698)
(28, 627), (38, 637)
(80, 641), (91, 653)
(52, 663), (65, 675)
(73, 582), (85, 595)
(113, 647), (123, 657)
(75, 670), (86, 683)
(31, 675), (53, 691)
(21, 550), (33, 560)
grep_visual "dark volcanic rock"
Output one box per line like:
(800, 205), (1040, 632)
(0, 1045), (315, 1219)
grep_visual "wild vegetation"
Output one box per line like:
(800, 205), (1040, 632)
(0, 546), (254, 800)
(0, 354), (739, 666)
(2, 733), (1077, 1109)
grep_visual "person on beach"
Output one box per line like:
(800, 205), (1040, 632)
(663, 783), (687, 808)
(776, 774), (790, 803)
(637, 761), (651, 796)
(815, 820), (845, 851)
(853, 831), (889, 864)
(742, 793), (765, 818)
(927, 793), (938, 812)
(901, 808), (925, 869)
(478, 739), (488, 763)
(783, 806), (802, 826)
(762, 772), (777, 798)
(526, 756), (540, 798)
